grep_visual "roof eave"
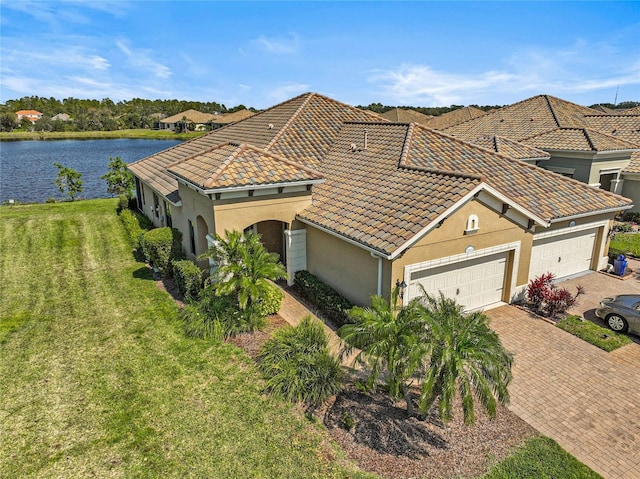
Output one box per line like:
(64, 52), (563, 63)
(203, 179), (325, 194)
(549, 204), (633, 223)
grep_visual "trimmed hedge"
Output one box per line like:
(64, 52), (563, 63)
(119, 208), (151, 250)
(173, 259), (203, 301)
(293, 270), (354, 327)
(140, 227), (183, 276)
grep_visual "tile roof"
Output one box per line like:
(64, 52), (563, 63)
(624, 152), (640, 174)
(300, 122), (630, 255)
(211, 109), (256, 125)
(166, 142), (323, 190)
(522, 127), (640, 152)
(130, 93), (632, 255)
(161, 109), (216, 124)
(401, 124), (630, 224)
(583, 114), (640, 147)
(443, 95), (600, 141)
(379, 108), (434, 125)
(298, 123), (483, 255)
(423, 106), (487, 130)
(129, 93), (383, 199)
(470, 136), (550, 161)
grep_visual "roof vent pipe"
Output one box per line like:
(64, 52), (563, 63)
(364, 129), (368, 150)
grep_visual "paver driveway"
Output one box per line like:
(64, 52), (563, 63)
(488, 306), (640, 479)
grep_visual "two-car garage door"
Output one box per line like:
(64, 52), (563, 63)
(407, 252), (508, 312)
(529, 228), (596, 281)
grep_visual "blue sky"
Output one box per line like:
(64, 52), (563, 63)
(1, 1), (639, 109)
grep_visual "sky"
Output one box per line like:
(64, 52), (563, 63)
(1, 1), (639, 110)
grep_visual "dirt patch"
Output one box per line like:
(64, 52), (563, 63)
(227, 314), (289, 359)
(319, 384), (537, 479)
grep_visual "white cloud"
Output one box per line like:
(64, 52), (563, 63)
(116, 40), (172, 79)
(252, 34), (300, 55)
(369, 65), (518, 105)
(266, 82), (309, 104)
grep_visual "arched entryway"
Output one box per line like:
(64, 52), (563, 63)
(196, 215), (210, 257)
(245, 220), (288, 264)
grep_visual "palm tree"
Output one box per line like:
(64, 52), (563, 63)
(417, 293), (513, 425)
(338, 287), (429, 415)
(200, 229), (287, 310)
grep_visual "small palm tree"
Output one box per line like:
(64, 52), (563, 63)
(417, 293), (513, 425)
(259, 316), (343, 406)
(339, 288), (429, 415)
(200, 229), (287, 310)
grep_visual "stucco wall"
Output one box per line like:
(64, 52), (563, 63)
(590, 157), (633, 185)
(391, 200), (532, 295)
(306, 227), (382, 306)
(543, 156), (592, 183)
(621, 177), (640, 212)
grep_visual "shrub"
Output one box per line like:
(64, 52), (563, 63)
(45, 198), (56, 204)
(181, 286), (266, 340)
(173, 260), (203, 301)
(621, 211), (640, 223)
(119, 208), (146, 250)
(117, 193), (129, 212)
(258, 316), (343, 406)
(254, 283), (284, 317)
(293, 270), (354, 327)
(141, 227), (183, 275)
(525, 273), (584, 319)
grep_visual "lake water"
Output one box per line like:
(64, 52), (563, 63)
(0, 139), (181, 203)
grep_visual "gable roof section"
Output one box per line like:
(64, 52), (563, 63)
(402, 124), (631, 223)
(161, 109), (216, 124)
(129, 93), (384, 200)
(423, 106), (487, 130)
(297, 123), (484, 255)
(166, 142), (323, 191)
(443, 95), (600, 141)
(470, 135), (550, 161)
(379, 108), (434, 125)
(522, 127), (640, 152)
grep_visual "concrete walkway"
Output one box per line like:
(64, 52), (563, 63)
(487, 306), (640, 479)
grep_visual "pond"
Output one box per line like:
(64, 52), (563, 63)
(0, 138), (181, 203)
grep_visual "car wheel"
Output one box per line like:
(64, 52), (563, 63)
(606, 314), (629, 333)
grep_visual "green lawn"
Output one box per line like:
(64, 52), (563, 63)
(609, 232), (640, 257)
(557, 316), (631, 352)
(0, 200), (601, 478)
(0, 128), (204, 141)
(0, 200), (371, 479)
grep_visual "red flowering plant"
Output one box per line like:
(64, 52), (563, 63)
(525, 272), (584, 320)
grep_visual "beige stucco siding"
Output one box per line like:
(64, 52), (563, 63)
(306, 226), (382, 306)
(543, 156), (592, 183)
(590, 157), (633, 185)
(391, 200), (532, 295)
(213, 193), (312, 236)
(621, 177), (640, 212)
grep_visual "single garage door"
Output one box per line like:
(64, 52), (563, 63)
(407, 253), (507, 312)
(529, 229), (596, 281)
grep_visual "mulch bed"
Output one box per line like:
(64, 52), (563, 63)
(152, 270), (539, 479)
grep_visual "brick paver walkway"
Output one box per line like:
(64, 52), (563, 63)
(488, 306), (640, 479)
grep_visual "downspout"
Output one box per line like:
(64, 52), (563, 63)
(371, 252), (382, 296)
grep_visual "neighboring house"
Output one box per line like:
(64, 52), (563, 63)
(51, 113), (71, 122)
(442, 95), (640, 211)
(379, 108), (434, 126)
(210, 109), (256, 129)
(422, 106), (487, 130)
(15, 110), (43, 123)
(128, 92), (632, 313)
(159, 109), (217, 131)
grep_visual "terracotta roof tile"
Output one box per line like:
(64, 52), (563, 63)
(423, 106), (487, 130)
(161, 109), (216, 124)
(166, 142), (323, 190)
(379, 108), (434, 125)
(624, 152), (640, 174)
(470, 135), (550, 161)
(522, 128), (640, 152)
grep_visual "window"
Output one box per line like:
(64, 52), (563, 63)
(188, 220), (196, 254)
(164, 201), (172, 228)
(153, 193), (160, 218)
(465, 214), (479, 234)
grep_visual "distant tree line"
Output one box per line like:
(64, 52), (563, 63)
(0, 96), (257, 132)
(358, 100), (640, 117)
(356, 102), (504, 116)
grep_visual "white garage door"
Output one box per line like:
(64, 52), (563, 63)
(529, 229), (596, 281)
(407, 253), (507, 312)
